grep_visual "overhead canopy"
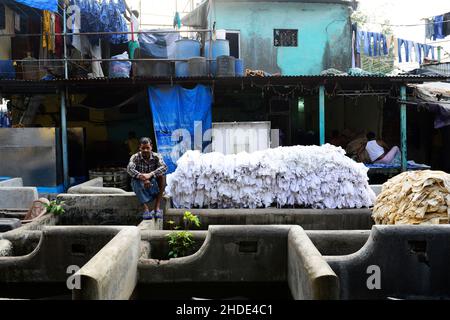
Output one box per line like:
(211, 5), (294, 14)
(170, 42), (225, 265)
(409, 82), (450, 129)
(12, 0), (58, 12)
(181, 1), (209, 28)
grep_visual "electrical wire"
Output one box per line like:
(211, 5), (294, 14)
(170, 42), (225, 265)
(363, 18), (450, 27)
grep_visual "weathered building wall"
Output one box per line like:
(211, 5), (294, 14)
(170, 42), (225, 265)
(212, 1), (352, 75)
(0, 5), (14, 60)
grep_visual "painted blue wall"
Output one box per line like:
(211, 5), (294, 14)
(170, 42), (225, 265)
(211, 1), (352, 75)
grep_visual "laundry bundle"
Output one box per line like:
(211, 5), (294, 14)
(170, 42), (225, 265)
(166, 145), (376, 209)
(372, 170), (450, 225)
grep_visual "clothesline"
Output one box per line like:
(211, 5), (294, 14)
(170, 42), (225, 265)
(364, 19), (450, 28)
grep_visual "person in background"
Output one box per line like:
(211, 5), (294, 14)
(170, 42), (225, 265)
(330, 130), (345, 148)
(125, 9), (140, 60)
(365, 132), (400, 164)
(125, 131), (140, 156)
(127, 137), (168, 220)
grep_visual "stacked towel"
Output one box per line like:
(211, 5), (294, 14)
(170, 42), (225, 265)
(166, 145), (375, 209)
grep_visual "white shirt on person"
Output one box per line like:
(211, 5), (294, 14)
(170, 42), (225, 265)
(366, 140), (384, 162)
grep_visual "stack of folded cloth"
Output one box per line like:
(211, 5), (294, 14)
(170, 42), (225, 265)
(166, 145), (376, 209)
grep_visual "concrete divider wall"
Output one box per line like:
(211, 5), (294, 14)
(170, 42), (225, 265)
(0, 226), (126, 283)
(307, 230), (371, 256)
(0, 230), (42, 256)
(287, 226), (339, 300)
(326, 225), (450, 299)
(72, 227), (140, 300)
(2, 214), (59, 237)
(0, 178), (23, 187)
(57, 194), (143, 226)
(139, 225), (291, 284)
(139, 230), (371, 260)
(0, 187), (38, 210)
(164, 208), (375, 230)
(138, 225), (342, 300)
(0, 240), (13, 257)
(68, 178), (126, 195)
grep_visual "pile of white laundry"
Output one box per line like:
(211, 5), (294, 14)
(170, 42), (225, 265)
(166, 145), (376, 209)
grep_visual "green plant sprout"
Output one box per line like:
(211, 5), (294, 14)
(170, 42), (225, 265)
(44, 200), (65, 216)
(167, 231), (195, 259)
(183, 211), (201, 229)
(166, 211), (201, 259)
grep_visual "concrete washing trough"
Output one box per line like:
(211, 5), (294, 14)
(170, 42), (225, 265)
(1, 224), (449, 300)
(0, 226), (140, 300)
(134, 225), (450, 300)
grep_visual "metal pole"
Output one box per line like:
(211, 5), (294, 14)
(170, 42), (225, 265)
(60, 89), (69, 191)
(438, 46), (442, 63)
(319, 85), (325, 145)
(400, 86), (407, 172)
(63, 4), (68, 79)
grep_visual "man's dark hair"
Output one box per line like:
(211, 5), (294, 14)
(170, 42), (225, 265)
(132, 10), (140, 18)
(140, 137), (152, 145)
(366, 132), (376, 141)
(331, 130), (339, 138)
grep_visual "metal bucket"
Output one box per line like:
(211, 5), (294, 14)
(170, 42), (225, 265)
(216, 55), (236, 77)
(188, 57), (207, 77)
(89, 168), (129, 190)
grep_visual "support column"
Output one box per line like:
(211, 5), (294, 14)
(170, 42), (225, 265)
(437, 46), (442, 63)
(400, 86), (407, 172)
(319, 85), (325, 145)
(63, 4), (68, 79)
(61, 89), (69, 191)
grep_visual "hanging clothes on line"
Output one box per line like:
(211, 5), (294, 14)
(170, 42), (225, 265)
(54, 14), (63, 58)
(357, 30), (389, 57)
(69, 0), (129, 46)
(433, 15), (445, 40)
(413, 43), (422, 64)
(443, 12), (450, 37)
(423, 44), (435, 61)
(397, 38), (436, 64)
(42, 10), (55, 53)
(425, 18), (435, 40)
(397, 38), (410, 63)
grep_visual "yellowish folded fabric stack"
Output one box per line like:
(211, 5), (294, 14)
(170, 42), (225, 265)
(373, 170), (450, 225)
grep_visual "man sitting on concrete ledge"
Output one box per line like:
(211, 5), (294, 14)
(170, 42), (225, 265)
(127, 137), (168, 220)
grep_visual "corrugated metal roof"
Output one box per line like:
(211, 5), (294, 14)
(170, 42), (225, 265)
(0, 75), (448, 95)
(421, 63), (450, 77)
(0, 74), (447, 83)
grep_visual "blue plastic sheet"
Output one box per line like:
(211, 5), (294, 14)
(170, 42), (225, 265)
(148, 85), (212, 173)
(13, 0), (58, 12)
(138, 30), (179, 58)
(0, 60), (16, 80)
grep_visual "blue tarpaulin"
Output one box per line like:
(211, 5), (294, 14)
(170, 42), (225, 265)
(13, 0), (58, 12)
(148, 85), (212, 173)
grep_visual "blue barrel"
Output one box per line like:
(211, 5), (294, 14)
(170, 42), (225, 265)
(175, 39), (201, 77)
(204, 40), (230, 76)
(235, 59), (244, 76)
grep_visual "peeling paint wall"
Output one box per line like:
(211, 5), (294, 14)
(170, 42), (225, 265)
(211, 2), (352, 75)
(0, 5), (14, 60)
